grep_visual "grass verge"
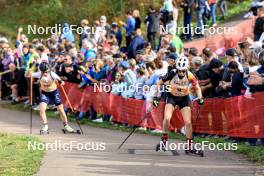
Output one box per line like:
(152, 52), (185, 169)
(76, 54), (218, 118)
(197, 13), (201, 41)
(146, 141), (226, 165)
(0, 133), (45, 176)
(1, 102), (264, 165)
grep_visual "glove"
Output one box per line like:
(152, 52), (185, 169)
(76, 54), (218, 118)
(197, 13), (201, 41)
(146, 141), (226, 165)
(197, 98), (204, 105)
(58, 80), (64, 85)
(153, 97), (159, 108)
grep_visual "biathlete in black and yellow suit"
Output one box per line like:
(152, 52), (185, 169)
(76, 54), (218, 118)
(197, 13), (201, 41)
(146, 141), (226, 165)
(28, 62), (75, 134)
(153, 56), (204, 153)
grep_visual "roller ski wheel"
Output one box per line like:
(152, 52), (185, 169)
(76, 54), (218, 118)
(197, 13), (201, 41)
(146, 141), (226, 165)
(61, 129), (81, 134)
(40, 130), (49, 135)
(185, 149), (204, 157)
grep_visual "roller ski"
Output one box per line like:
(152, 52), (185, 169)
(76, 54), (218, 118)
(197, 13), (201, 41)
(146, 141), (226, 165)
(184, 139), (204, 157)
(155, 134), (179, 156)
(156, 134), (168, 152)
(62, 124), (81, 134)
(40, 124), (49, 135)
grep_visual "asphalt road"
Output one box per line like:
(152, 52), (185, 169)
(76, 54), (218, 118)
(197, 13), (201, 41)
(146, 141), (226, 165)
(0, 106), (262, 176)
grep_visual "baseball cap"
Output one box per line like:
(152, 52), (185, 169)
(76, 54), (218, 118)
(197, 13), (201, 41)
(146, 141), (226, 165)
(168, 53), (178, 60)
(120, 61), (130, 69)
(226, 48), (238, 57)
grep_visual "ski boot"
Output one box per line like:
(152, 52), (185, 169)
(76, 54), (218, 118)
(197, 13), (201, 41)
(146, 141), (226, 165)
(156, 133), (168, 152)
(40, 123), (49, 135)
(62, 124), (81, 134)
(184, 139), (204, 157)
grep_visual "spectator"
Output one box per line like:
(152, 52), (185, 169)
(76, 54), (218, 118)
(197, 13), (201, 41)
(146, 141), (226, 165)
(225, 48), (244, 73)
(99, 16), (111, 38)
(134, 68), (146, 100)
(144, 43), (157, 62)
(145, 6), (159, 50)
(170, 32), (184, 54)
(254, 5), (264, 41)
(218, 0), (227, 20)
(22, 44), (30, 70)
(16, 27), (28, 59)
(127, 29), (146, 59)
(195, 0), (206, 37)
(120, 11), (136, 47)
(133, 10), (142, 30)
(82, 39), (96, 62)
(222, 61), (246, 96)
(61, 23), (75, 43)
(118, 61), (137, 98)
(191, 56), (204, 75)
(27, 44), (40, 71)
(208, 58), (224, 97)
(2, 47), (14, 71)
(198, 48), (214, 97)
(8, 63), (27, 104)
(248, 50), (264, 93)
(209, 0), (217, 27)
(172, 0), (179, 29)
(58, 54), (80, 83)
(37, 45), (49, 63)
(181, 0), (194, 41)
(111, 23), (122, 47)
(79, 19), (90, 48)
(161, 0), (174, 26)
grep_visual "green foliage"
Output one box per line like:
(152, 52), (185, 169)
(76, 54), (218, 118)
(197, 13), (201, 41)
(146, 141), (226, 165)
(0, 0), (251, 41)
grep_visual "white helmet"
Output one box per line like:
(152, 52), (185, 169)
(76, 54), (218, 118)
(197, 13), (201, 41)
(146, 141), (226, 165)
(176, 56), (189, 70)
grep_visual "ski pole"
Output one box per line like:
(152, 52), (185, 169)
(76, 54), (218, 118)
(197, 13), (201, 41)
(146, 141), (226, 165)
(59, 83), (84, 134)
(29, 74), (33, 134)
(193, 102), (201, 135)
(0, 70), (11, 76)
(118, 110), (150, 150)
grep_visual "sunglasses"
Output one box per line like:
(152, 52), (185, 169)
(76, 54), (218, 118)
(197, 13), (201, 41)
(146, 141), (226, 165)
(178, 70), (186, 74)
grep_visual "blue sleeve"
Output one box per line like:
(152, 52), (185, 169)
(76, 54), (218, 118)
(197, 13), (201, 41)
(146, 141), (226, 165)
(145, 75), (158, 86)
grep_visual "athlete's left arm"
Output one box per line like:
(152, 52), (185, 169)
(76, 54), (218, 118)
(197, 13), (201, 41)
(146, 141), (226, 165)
(189, 72), (203, 99)
(51, 72), (64, 84)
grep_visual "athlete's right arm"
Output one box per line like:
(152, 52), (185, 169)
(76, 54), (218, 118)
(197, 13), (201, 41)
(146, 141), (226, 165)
(153, 69), (176, 97)
(25, 69), (41, 79)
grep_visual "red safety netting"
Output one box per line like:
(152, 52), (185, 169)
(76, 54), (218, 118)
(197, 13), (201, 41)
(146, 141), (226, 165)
(58, 82), (264, 138)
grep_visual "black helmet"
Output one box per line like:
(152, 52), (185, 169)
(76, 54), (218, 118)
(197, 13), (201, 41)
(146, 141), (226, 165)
(39, 62), (49, 72)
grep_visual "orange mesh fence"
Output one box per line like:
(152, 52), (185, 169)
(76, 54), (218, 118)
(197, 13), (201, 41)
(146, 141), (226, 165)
(59, 82), (264, 138)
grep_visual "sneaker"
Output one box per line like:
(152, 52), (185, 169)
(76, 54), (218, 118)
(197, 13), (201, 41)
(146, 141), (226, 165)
(244, 12), (253, 19)
(40, 124), (49, 132)
(137, 127), (147, 131)
(151, 129), (163, 134)
(92, 118), (103, 123)
(64, 124), (75, 133)
(212, 23), (217, 27)
(33, 105), (40, 111)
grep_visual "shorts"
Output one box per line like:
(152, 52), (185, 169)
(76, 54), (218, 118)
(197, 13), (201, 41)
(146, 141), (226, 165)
(40, 89), (62, 106)
(165, 93), (190, 109)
